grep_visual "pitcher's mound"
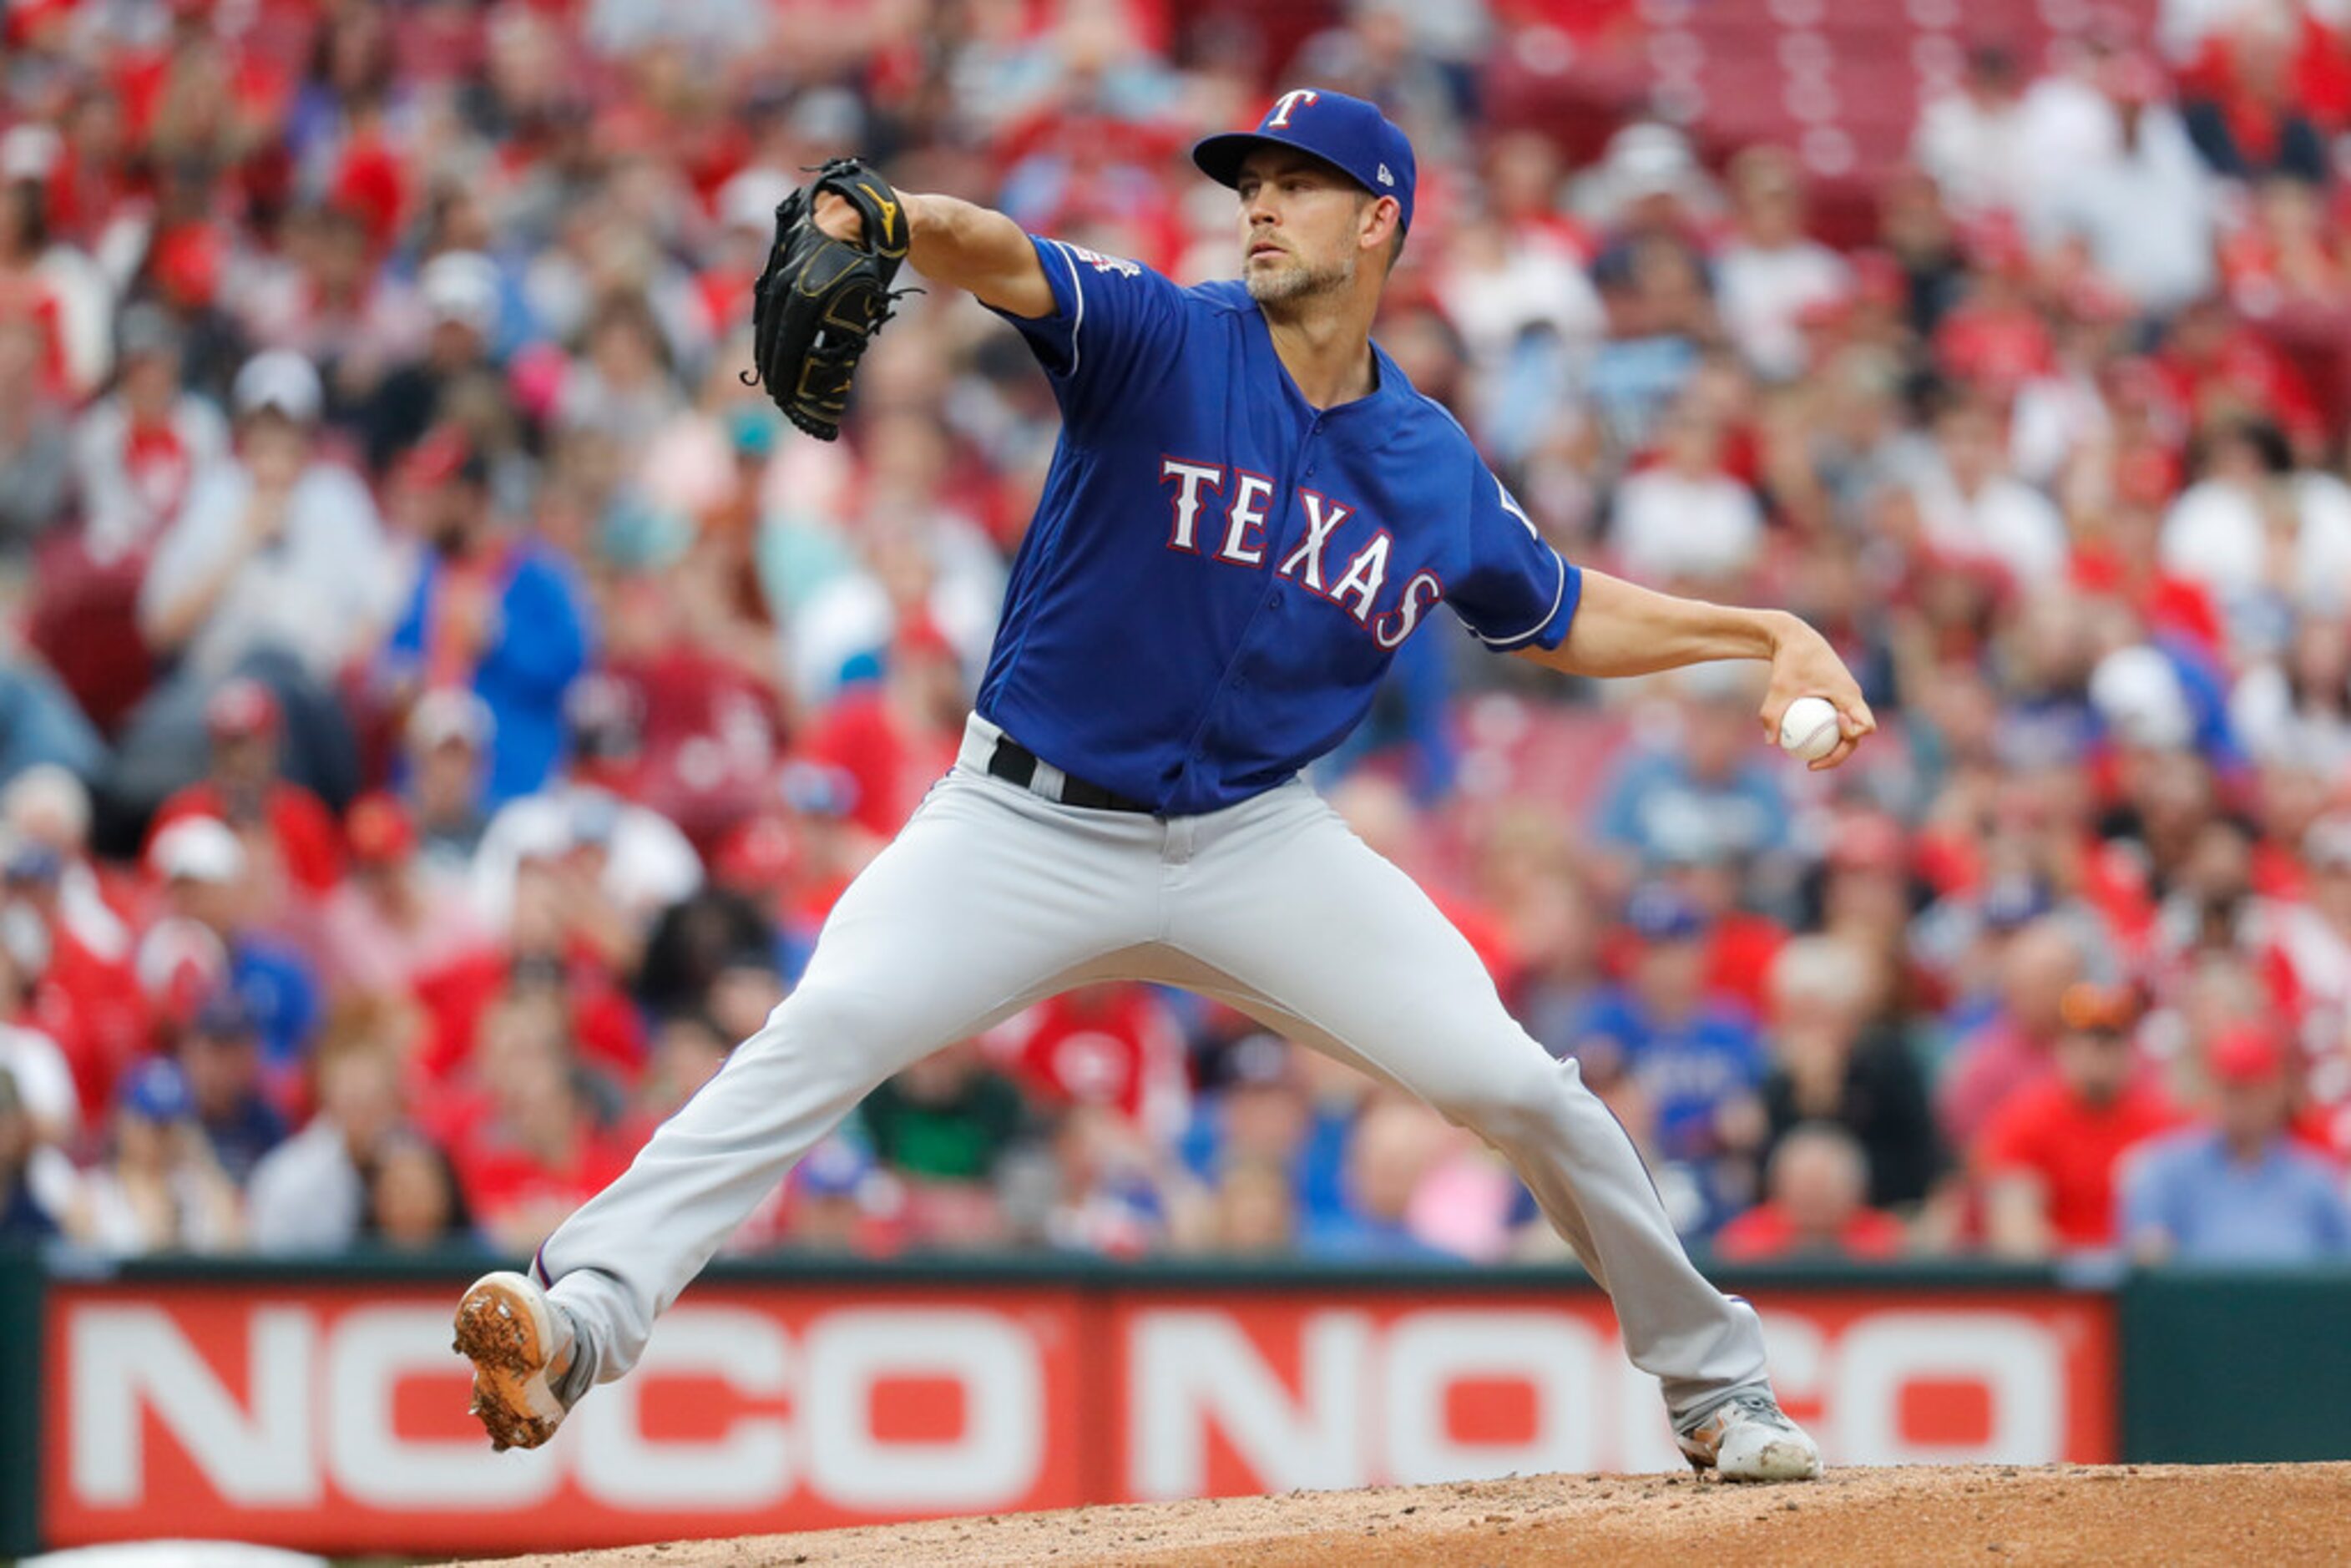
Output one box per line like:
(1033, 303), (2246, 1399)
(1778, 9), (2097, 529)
(463, 1461), (2351, 1567)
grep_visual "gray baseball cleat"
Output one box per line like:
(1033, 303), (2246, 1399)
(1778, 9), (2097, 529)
(1675, 1389), (1823, 1482)
(453, 1269), (579, 1452)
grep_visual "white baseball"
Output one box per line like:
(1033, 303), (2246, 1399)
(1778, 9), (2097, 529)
(1778, 695), (1843, 762)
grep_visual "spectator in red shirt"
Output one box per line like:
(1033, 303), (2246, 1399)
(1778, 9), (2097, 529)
(709, 763), (881, 973)
(0, 175), (75, 406)
(698, 171), (796, 346)
(1644, 830), (1787, 1019)
(2069, 501), (2229, 668)
(1713, 1124), (1907, 1262)
(3, 765), (136, 969)
(1934, 222), (2055, 392)
(412, 844), (647, 1087)
(1974, 983), (2182, 1257)
(43, 305), (224, 731)
(1938, 916), (2087, 1148)
(2181, 6), (2330, 185)
(1, 831), (152, 1125)
(2220, 176), (2351, 323)
(448, 1006), (632, 1255)
(147, 678), (344, 907)
(594, 573), (781, 850)
(72, 304), (227, 567)
(316, 792), (491, 1005)
(986, 984), (1191, 1142)
(802, 613), (967, 842)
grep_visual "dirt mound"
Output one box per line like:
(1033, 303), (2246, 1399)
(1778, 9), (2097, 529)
(462, 1462), (2351, 1567)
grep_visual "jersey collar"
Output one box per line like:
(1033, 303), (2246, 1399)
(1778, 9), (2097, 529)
(1249, 302), (1401, 421)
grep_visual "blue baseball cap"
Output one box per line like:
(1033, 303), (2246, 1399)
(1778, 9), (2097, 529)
(778, 760), (860, 819)
(2, 837), (62, 885)
(1192, 89), (1416, 233)
(796, 1135), (874, 1199)
(1625, 883), (1709, 943)
(120, 1056), (194, 1123)
(190, 988), (258, 1042)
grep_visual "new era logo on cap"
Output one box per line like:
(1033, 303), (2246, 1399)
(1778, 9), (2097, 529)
(1191, 88), (1418, 233)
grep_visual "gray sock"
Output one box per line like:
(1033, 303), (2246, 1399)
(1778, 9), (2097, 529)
(552, 1305), (598, 1409)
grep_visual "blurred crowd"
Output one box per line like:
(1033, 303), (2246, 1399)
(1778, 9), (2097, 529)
(3, 0), (2351, 1272)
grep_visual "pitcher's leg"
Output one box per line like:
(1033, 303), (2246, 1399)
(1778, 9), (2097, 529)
(540, 771), (1158, 1383)
(1168, 787), (1768, 1418)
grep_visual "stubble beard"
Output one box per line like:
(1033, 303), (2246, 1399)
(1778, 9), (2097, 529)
(1245, 248), (1357, 306)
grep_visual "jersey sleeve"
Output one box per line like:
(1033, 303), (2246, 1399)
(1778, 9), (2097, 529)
(1448, 468), (1583, 653)
(984, 235), (1187, 417)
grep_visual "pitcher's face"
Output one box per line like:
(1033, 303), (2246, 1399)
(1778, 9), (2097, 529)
(1235, 148), (1368, 306)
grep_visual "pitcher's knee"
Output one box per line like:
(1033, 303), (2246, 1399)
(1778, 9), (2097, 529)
(740, 986), (898, 1066)
(1433, 1049), (1585, 1144)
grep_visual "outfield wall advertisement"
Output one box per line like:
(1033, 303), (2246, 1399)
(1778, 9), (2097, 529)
(38, 1275), (2114, 1555)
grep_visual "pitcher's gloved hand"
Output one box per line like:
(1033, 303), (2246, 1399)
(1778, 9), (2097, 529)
(742, 157), (917, 442)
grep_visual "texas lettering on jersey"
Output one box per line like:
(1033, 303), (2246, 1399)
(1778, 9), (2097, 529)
(1159, 458), (1442, 650)
(976, 233), (1583, 813)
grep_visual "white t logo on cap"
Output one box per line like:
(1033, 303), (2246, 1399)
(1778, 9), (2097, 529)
(1267, 89), (1321, 128)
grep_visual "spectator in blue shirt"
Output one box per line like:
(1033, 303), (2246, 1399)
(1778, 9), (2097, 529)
(0, 654), (107, 791)
(1558, 883), (1769, 1231)
(1180, 1034), (1352, 1236)
(380, 430), (591, 808)
(2120, 1029), (2351, 1265)
(1594, 662), (1793, 884)
(0, 1067), (59, 1243)
(176, 990), (288, 1186)
(1299, 1097), (1463, 1262)
(140, 817), (323, 1081)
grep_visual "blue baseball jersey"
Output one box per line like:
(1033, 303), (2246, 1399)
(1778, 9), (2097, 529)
(978, 235), (1583, 815)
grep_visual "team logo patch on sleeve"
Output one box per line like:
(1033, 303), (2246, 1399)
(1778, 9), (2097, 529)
(1067, 244), (1141, 277)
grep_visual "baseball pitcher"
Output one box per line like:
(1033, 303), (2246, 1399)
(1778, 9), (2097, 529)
(454, 90), (1874, 1483)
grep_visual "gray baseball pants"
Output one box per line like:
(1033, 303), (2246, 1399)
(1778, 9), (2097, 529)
(536, 714), (1770, 1420)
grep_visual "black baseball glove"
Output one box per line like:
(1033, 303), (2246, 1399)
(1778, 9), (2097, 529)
(742, 157), (915, 442)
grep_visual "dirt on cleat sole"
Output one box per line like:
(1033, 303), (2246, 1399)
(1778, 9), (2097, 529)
(453, 1287), (559, 1452)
